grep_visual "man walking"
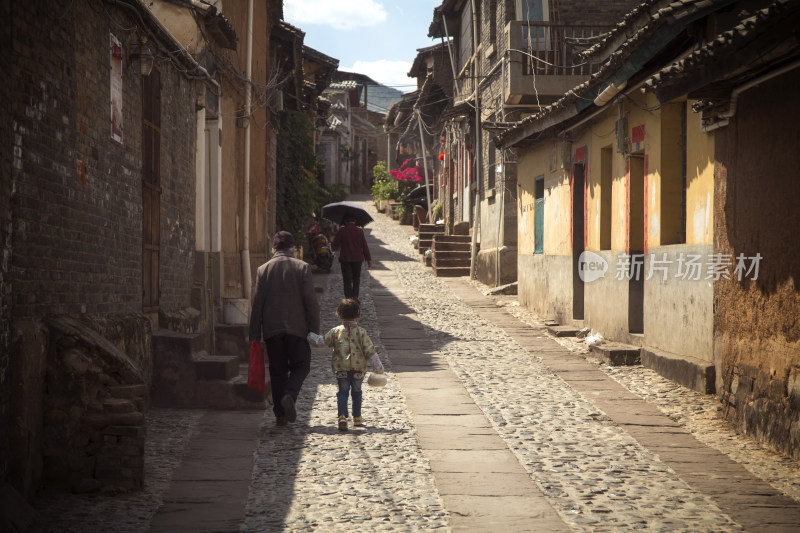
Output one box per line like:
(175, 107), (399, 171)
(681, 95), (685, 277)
(249, 231), (320, 425)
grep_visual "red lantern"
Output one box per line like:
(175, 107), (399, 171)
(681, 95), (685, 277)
(439, 152), (445, 161)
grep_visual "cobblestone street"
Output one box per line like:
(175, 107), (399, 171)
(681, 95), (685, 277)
(33, 198), (800, 532)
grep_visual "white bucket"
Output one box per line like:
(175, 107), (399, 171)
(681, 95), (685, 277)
(223, 298), (249, 325)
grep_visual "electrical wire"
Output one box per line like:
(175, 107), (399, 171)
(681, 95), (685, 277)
(509, 48), (591, 69)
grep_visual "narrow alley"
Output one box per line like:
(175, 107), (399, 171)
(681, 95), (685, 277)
(31, 197), (800, 533)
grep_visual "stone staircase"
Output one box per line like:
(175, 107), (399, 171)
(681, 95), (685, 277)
(152, 329), (265, 410)
(417, 223), (445, 256)
(432, 234), (472, 277)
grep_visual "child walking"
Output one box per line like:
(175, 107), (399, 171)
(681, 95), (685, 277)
(323, 298), (384, 431)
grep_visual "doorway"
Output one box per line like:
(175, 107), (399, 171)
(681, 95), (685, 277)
(142, 69), (161, 312)
(572, 163), (585, 320)
(628, 153), (644, 334)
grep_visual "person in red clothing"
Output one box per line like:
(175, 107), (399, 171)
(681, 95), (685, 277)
(332, 215), (372, 299)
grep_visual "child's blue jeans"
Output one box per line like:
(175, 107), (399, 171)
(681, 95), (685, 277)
(336, 370), (364, 417)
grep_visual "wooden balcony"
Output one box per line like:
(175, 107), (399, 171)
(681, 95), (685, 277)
(504, 20), (612, 107)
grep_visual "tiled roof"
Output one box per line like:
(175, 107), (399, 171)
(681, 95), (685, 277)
(497, 0), (737, 147)
(578, 0), (725, 62)
(303, 45), (339, 68)
(329, 80), (358, 90)
(644, 0), (799, 91)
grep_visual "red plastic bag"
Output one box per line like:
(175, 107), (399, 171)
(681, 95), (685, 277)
(247, 340), (265, 397)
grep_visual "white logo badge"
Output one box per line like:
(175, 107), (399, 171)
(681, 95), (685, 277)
(578, 251), (608, 282)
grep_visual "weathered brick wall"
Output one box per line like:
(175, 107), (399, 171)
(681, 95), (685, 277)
(714, 69), (800, 461)
(1, 0), (13, 486)
(12, 1), (141, 316)
(157, 69), (198, 313)
(8, 0), (199, 496)
(11, 0), (197, 318)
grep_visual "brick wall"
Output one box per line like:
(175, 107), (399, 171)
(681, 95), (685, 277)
(7, 0), (200, 496)
(1, 0), (12, 485)
(10, 0), (197, 318)
(557, 0), (640, 26)
(157, 68), (197, 312)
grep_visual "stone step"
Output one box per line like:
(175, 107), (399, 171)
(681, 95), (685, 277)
(433, 250), (471, 260)
(589, 343), (642, 366)
(193, 354), (240, 380)
(434, 234), (472, 243)
(419, 223), (445, 232)
(433, 257), (471, 268)
(214, 324), (249, 361)
(152, 330), (205, 358)
(432, 241), (471, 252)
(547, 325), (581, 337)
(433, 266), (471, 277)
(192, 364), (268, 410)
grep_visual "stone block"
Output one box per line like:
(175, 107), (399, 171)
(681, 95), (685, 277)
(590, 343), (641, 366)
(103, 425), (143, 438)
(95, 455), (122, 468)
(102, 399), (136, 414)
(641, 347), (715, 394)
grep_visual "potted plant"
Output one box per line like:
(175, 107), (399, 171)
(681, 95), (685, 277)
(371, 161), (397, 212)
(390, 159), (423, 225)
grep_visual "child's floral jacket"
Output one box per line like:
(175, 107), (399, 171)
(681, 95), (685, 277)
(324, 320), (376, 373)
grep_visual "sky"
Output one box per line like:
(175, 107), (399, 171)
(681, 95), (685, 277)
(283, 0), (442, 92)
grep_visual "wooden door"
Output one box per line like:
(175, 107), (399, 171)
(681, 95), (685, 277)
(142, 69), (161, 312)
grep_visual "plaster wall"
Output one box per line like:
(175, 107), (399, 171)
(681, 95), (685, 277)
(217, 1), (272, 298)
(517, 143), (571, 255)
(643, 244), (714, 360)
(686, 109), (714, 246)
(582, 250), (633, 341)
(147, 0), (206, 54)
(518, 254), (573, 323)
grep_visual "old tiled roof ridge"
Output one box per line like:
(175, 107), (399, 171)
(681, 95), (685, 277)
(329, 80), (358, 90)
(578, 0), (736, 62)
(278, 19), (305, 37)
(303, 45), (339, 68)
(644, 0), (798, 90)
(578, 0), (662, 60)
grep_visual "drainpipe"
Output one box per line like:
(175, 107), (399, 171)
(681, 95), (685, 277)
(241, 0), (253, 302)
(701, 58), (800, 133)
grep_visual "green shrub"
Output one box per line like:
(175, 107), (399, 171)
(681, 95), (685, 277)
(371, 179), (398, 201)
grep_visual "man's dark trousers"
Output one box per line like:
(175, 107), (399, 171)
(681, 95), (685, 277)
(341, 261), (363, 298)
(265, 334), (311, 418)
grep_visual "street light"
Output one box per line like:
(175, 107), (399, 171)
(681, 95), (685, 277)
(130, 38), (154, 76)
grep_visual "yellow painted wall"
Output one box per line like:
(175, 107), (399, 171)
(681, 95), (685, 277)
(518, 94), (715, 258)
(685, 105), (714, 245)
(517, 143), (571, 256)
(584, 114), (616, 251)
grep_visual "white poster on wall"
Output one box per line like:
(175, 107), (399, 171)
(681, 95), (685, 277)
(110, 33), (123, 144)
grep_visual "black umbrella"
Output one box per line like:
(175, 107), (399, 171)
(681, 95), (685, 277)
(321, 201), (374, 227)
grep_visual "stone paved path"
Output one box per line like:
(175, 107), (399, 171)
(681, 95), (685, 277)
(31, 196), (800, 532)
